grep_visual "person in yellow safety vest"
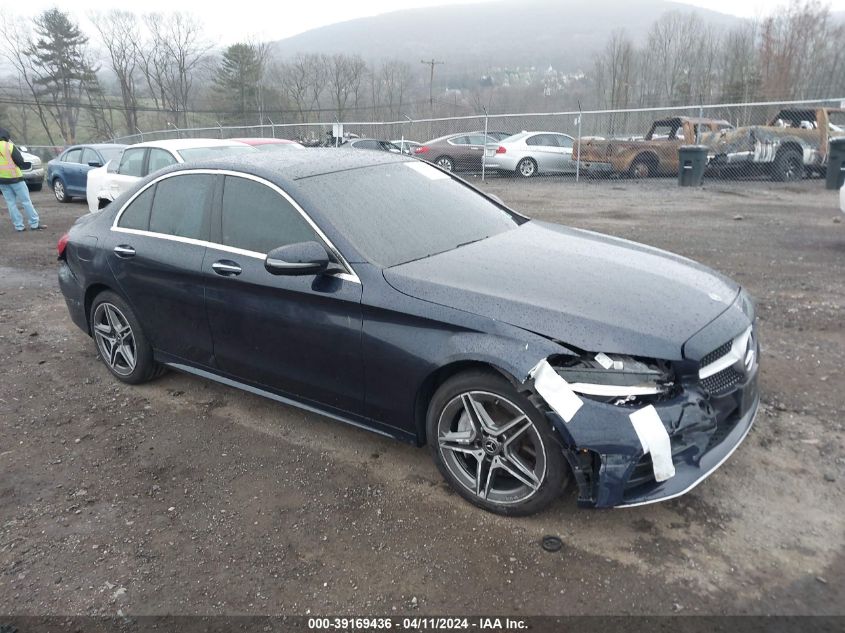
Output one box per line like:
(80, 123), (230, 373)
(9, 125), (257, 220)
(0, 127), (43, 232)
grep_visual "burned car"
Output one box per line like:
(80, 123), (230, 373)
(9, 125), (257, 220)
(57, 151), (759, 515)
(707, 108), (845, 181)
(573, 116), (732, 178)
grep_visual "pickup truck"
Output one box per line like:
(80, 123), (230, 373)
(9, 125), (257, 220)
(572, 116), (732, 178)
(707, 107), (845, 181)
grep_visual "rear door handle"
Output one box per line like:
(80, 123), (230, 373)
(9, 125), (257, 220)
(113, 245), (135, 258)
(212, 260), (242, 276)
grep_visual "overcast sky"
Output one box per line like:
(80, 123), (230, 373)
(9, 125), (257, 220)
(15, 0), (845, 44)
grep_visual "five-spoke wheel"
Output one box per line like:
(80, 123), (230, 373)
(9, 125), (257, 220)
(93, 302), (137, 376)
(89, 291), (165, 384)
(428, 370), (568, 515)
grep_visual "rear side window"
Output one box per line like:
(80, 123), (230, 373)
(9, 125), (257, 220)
(63, 148), (82, 163)
(119, 149), (146, 177)
(555, 135), (573, 148)
(221, 176), (317, 254)
(149, 174), (214, 240)
(117, 185), (155, 231)
(147, 148), (177, 174)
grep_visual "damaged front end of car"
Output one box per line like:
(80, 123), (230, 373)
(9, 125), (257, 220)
(519, 294), (760, 509)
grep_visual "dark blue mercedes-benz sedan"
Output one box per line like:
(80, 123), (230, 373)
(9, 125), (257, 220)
(57, 150), (759, 515)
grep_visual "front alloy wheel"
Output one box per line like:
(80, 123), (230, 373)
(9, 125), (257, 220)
(428, 371), (568, 515)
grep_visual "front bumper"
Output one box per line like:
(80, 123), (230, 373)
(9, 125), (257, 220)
(23, 168), (44, 184)
(544, 353), (759, 509)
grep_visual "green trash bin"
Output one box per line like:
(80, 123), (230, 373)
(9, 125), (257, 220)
(678, 145), (708, 187)
(826, 137), (845, 190)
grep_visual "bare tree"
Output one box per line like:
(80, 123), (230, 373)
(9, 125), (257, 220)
(90, 10), (141, 135)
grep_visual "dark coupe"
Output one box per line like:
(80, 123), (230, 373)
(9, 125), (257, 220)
(57, 151), (759, 515)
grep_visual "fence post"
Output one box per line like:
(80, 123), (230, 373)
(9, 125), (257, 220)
(268, 118), (276, 138)
(216, 121), (223, 139)
(575, 102), (582, 183)
(136, 127), (144, 143)
(482, 106), (489, 182)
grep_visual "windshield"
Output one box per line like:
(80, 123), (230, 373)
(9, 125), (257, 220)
(297, 161), (522, 267)
(99, 148), (124, 163)
(255, 143), (304, 152)
(176, 145), (257, 161)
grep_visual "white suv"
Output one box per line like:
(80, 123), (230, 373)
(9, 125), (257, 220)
(86, 139), (257, 212)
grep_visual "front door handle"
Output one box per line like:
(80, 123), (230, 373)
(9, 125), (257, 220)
(212, 260), (242, 276)
(113, 245), (135, 258)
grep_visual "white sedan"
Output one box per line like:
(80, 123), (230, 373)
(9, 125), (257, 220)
(86, 139), (257, 212)
(483, 131), (576, 177)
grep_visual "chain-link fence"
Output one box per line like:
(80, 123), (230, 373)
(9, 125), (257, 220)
(106, 97), (845, 184)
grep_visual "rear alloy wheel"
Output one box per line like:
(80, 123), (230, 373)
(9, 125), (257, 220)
(90, 291), (164, 384)
(53, 178), (70, 203)
(517, 157), (537, 178)
(428, 370), (568, 516)
(435, 156), (454, 171)
(772, 148), (804, 182)
(629, 157), (653, 179)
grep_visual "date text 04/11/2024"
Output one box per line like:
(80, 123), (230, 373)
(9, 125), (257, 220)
(307, 617), (528, 630)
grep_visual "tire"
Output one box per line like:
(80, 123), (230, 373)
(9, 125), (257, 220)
(89, 291), (165, 385)
(53, 177), (71, 203)
(426, 369), (569, 516)
(628, 156), (655, 179)
(516, 157), (538, 178)
(435, 156), (454, 171)
(771, 148), (804, 182)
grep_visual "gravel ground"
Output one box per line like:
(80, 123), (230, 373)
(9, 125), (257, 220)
(0, 178), (843, 617)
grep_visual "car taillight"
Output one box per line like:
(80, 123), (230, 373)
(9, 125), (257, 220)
(57, 233), (69, 259)
(415, 146), (430, 154)
(496, 146), (506, 154)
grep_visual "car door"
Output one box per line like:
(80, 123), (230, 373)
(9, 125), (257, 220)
(552, 134), (576, 173)
(61, 148), (85, 194)
(107, 173), (216, 366)
(105, 147), (147, 201)
(525, 134), (560, 173)
(202, 173), (365, 415)
(465, 134), (490, 170)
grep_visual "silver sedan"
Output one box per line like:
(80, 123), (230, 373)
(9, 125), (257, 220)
(484, 132), (576, 177)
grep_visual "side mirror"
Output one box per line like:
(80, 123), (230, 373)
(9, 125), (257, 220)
(265, 241), (329, 276)
(88, 161), (103, 168)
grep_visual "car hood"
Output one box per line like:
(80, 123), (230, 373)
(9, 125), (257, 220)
(383, 221), (740, 360)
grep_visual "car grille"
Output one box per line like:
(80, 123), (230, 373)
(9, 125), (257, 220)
(700, 340), (732, 367)
(700, 366), (743, 395)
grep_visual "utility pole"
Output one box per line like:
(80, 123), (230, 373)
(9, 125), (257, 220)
(420, 59), (445, 111)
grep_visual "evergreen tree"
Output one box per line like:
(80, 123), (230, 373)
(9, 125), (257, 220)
(214, 43), (266, 124)
(25, 9), (100, 143)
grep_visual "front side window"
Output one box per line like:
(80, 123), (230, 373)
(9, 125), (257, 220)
(117, 185), (155, 231)
(119, 149), (146, 177)
(148, 174), (214, 240)
(221, 176), (317, 254)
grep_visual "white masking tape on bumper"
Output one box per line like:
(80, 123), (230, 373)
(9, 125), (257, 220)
(528, 359), (583, 423)
(629, 405), (675, 482)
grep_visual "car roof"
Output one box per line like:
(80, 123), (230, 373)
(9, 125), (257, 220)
(63, 143), (127, 151)
(162, 147), (413, 181)
(129, 138), (250, 150)
(231, 137), (300, 145)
